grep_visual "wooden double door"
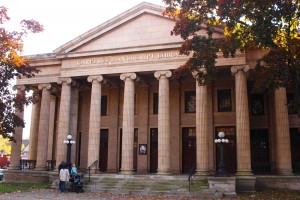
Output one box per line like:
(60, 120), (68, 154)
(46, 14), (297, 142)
(150, 128), (197, 174)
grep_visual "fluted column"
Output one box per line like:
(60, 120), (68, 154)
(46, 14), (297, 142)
(231, 65), (252, 175)
(120, 73), (137, 174)
(87, 75), (104, 168)
(274, 87), (293, 175)
(47, 95), (56, 161)
(28, 91), (41, 160)
(35, 84), (52, 171)
(9, 85), (26, 170)
(154, 70), (172, 174)
(194, 79), (209, 176)
(55, 78), (72, 169)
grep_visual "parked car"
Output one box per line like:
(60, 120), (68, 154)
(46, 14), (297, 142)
(0, 169), (3, 181)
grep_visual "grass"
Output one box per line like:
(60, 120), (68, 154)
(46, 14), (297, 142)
(0, 182), (51, 193)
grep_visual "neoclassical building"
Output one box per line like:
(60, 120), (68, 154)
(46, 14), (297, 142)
(9, 2), (300, 187)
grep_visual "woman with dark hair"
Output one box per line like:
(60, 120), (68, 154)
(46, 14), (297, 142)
(59, 164), (70, 193)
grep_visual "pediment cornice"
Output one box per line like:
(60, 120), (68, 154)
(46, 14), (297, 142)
(53, 2), (167, 54)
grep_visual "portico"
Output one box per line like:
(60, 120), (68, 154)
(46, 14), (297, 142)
(7, 2), (300, 192)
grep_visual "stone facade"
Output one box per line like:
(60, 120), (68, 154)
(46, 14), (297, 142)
(9, 2), (300, 190)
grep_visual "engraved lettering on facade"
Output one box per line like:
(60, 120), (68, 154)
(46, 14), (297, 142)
(76, 51), (185, 66)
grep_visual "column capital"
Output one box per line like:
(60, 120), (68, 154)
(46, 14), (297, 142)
(87, 75), (104, 83)
(154, 70), (172, 80)
(120, 73), (137, 81)
(12, 85), (26, 91)
(57, 77), (72, 85)
(38, 84), (51, 90)
(231, 65), (250, 74)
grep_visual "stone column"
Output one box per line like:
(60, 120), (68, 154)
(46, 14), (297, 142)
(28, 91), (41, 160)
(55, 78), (72, 169)
(154, 70), (172, 174)
(274, 87), (293, 175)
(35, 84), (52, 171)
(231, 65), (252, 175)
(70, 86), (79, 164)
(87, 75), (104, 168)
(9, 85), (25, 170)
(47, 95), (56, 161)
(120, 73), (137, 174)
(194, 79), (209, 176)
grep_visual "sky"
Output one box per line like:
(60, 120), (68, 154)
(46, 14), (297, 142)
(2, 0), (165, 139)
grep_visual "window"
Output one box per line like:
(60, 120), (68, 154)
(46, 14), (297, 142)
(287, 93), (297, 114)
(101, 95), (107, 116)
(217, 89), (232, 112)
(185, 91), (196, 113)
(153, 93), (158, 114)
(250, 94), (264, 115)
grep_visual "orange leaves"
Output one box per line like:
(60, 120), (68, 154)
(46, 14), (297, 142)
(9, 51), (27, 68)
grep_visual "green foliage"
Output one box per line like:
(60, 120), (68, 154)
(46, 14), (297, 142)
(0, 182), (50, 193)
(163, 0), (300, 90)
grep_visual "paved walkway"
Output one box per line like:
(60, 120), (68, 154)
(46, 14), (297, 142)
(0, 189), (234, 200)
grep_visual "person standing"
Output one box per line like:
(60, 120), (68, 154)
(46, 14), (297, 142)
(59, 164), (70, 193)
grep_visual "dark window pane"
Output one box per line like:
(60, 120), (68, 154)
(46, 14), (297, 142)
(185, 91), (196, 113)
(153, 93), (158, 114)
(287, 93), (297, 114)
(250, 94), (264, 115)
(217, 89), (232, 112)
(101, 95), (107, 116)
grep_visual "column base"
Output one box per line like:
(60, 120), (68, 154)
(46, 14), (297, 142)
(9, 165), (21, 170)
(195, 170), (210, 176)
(35, 166), (47, 171)
(277, 169), (294, 176)
(156, 170), (171, 175)
(120, 169), (134, 175)
(235, 170), (253, 176)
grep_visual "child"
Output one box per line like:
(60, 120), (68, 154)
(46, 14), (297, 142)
(71, 163), (77, 175)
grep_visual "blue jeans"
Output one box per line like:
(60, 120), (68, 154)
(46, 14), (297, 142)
(59, 181), (66, 192)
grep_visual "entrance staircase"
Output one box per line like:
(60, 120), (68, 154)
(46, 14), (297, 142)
(83, 174), (220, 197)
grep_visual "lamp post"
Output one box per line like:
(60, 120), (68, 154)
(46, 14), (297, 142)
(63, 134), (75, 169)
(215, 131), (229, 176)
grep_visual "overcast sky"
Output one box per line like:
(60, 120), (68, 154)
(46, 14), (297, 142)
(2, 0), (166, 139)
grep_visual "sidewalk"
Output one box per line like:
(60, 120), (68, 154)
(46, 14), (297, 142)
(0, 189), (231, 200)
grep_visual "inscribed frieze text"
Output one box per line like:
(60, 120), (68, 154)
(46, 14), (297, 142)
(76, 51), (186, 66)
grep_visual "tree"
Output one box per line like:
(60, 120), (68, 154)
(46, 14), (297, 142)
(162, 1), (300, 94)
(0, 135), (11, 155)
(0, 6), (43, 141)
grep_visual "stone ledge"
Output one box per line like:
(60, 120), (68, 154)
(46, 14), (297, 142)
(208, 177), (236, 195)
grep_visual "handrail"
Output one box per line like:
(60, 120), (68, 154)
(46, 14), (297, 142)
(188, 165), (196, 192)
(86, 160), (99, 182)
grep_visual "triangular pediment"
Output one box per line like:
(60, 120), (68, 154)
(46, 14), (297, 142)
(54, 2), (224, 55)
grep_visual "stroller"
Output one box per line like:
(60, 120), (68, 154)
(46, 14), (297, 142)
(68, 173), (84, 193)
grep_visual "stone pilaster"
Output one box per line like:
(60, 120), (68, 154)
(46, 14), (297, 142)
(47, 95), (56, 161)
(28, 91), (41, 160)
(35, 84), (52, 171)
(274, 87), (293, 175)
(87, 75), (104, 168)
(154, 70), (172, 174)
(231, 65), (252, 176)
(120, 73), (137, 174)
(55, 78), (72, 169)
(194, 80), (209, 176)
(9, 85), (25, 170)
